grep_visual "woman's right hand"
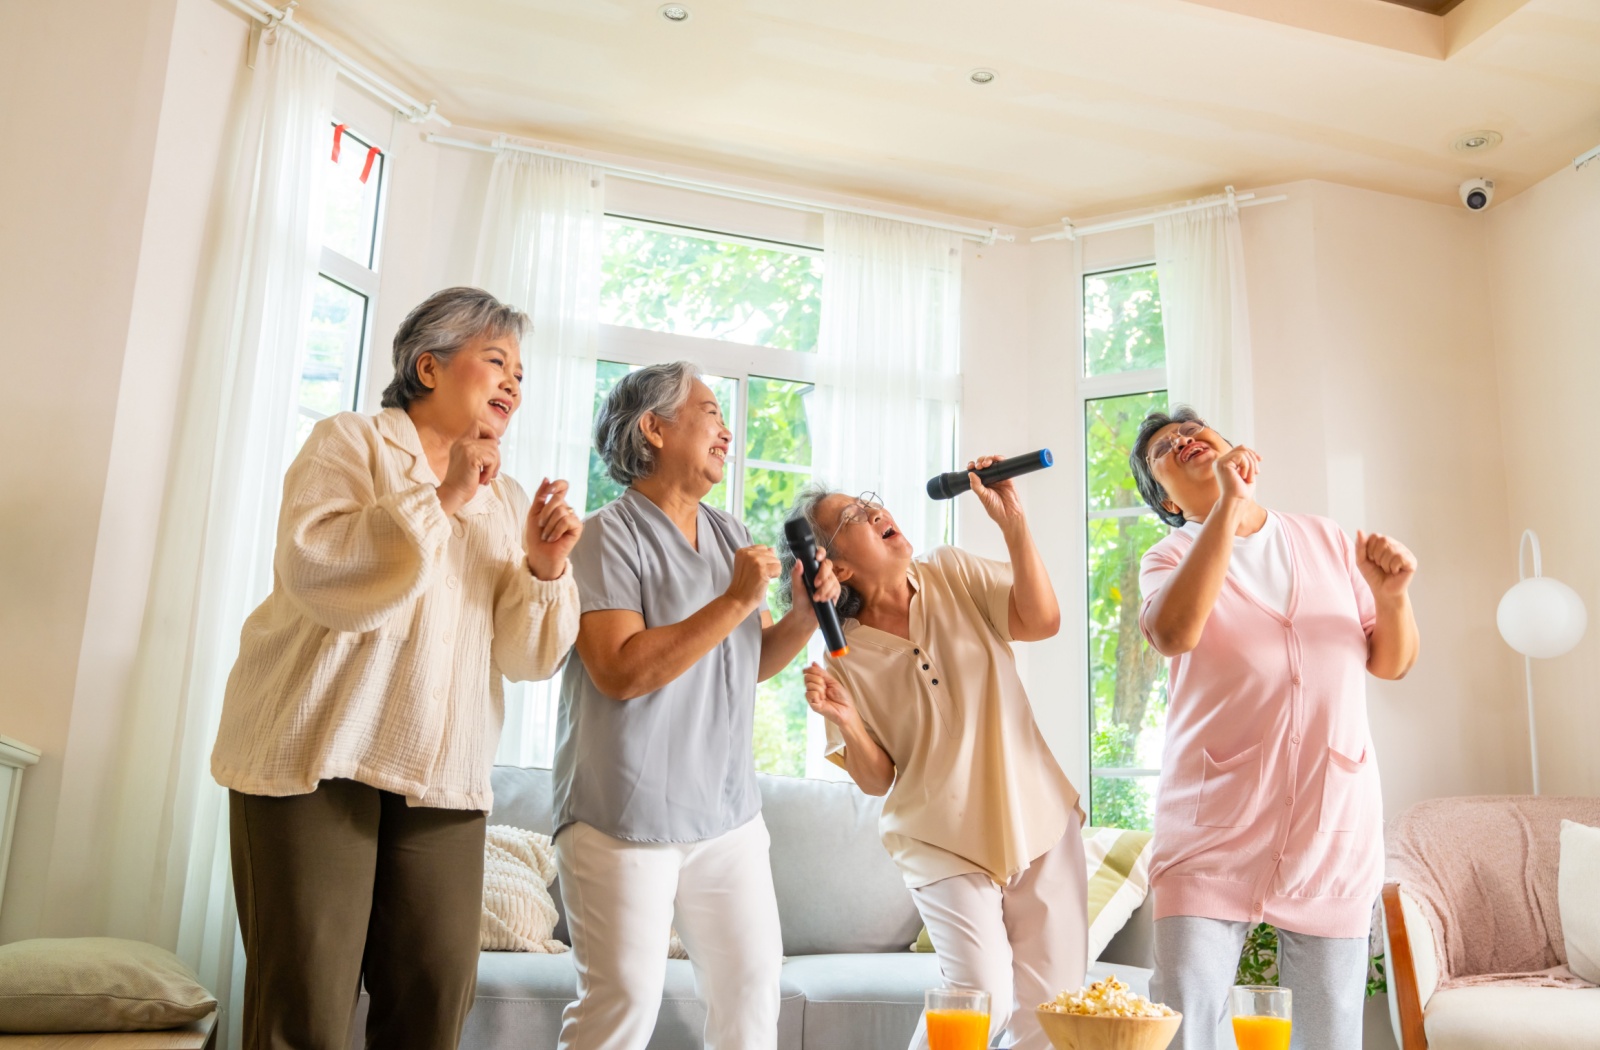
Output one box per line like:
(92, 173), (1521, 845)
(725, 545), (781, 614)
(803, 663), (858, 728)
(1214, 445), (1261, 504)
(438, 424), (501, 516)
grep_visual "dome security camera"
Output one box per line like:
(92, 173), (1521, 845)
(1460, 177), (1495, 211)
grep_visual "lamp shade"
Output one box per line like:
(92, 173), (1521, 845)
(1497, 576), (1588, 659)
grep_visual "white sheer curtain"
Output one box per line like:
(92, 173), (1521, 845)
(812, 213), (962, 555)
(1154, 197), (1255, 442)
(473, 151), (603, 768)
(103, 28), (334, 1049)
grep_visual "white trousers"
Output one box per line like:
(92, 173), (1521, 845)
(908, 814), (1089, 1050)
(554, 816), (783, 1050)
(1150, 916), (1368, 1050)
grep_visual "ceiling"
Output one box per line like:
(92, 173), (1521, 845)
(296, 0), (1600, 227)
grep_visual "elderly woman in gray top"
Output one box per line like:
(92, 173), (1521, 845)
(553, 360), (840, 1050)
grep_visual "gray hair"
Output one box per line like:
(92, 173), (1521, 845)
(594, 361), (701, 486)
(380, 287), (530, 410)
(1129, 405), (1215, 528)
(777, 482), (865, 620)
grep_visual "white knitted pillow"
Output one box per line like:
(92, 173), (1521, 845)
(481, 825), (568, 953)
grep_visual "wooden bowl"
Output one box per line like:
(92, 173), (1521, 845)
(1034, 1008), (1183, 1050)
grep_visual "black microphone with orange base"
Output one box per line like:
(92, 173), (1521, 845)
(784, 517), (849, 658)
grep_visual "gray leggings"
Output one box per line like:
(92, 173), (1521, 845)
(1150, 916), (1368, 1050)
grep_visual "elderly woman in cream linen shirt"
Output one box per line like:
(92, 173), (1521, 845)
(796, 457), (1087, 1050)
(210, 287), (581, 1050)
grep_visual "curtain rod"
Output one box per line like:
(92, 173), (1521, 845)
(214, 0), (448, 127)
(1577, 144), (1600, 171)
(1030, 186), (1288, 242)
(427, 133), (1014, 245)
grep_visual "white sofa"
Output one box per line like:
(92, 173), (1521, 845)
(354, 765), (1154, 1050)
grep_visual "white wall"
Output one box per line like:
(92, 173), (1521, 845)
(0, 0), (182, 942)
(37, 0), (251, 941)
(1238, 180), (1525, 815)
(1486, 160), (1600, 798)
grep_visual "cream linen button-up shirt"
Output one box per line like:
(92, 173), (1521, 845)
(825, 546), (1083, 887)
(211, 408), (580, 811)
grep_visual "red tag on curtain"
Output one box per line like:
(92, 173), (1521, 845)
(360, 144), (381, 184)
(331, 123), (347, 162)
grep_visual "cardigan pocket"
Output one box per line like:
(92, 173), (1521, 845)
(1318, 745), (1369, 833)
(1196, 741), (1264, 828)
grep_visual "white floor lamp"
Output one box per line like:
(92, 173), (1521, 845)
(1495, 530), (1587, 795)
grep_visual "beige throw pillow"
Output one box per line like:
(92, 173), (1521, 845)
(0, 937), (215, 1033)
(1558, 819), (1600, 984)
(481, 825), (569, 953)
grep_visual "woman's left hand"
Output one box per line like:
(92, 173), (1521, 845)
(788, 547), (841, 622)
(525, 478), (582, 581)
(969, 454), (1025, 527)
(1356, 530), (1417, 600)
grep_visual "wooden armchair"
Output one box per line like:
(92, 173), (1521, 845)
(1381, 796), (1600, 1050)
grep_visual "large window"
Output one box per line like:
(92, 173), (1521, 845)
(588, 218), (824, 777)
(297, 123), (386, 445)
(1082, 265), (1170, 830)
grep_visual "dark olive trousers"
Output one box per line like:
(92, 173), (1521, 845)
(229, 780), (486, 1050)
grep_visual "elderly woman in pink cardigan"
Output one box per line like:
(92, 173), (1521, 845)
(1130, 408), (1419, 1050)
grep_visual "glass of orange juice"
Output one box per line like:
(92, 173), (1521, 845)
(924, 987), (991, 1050)
(1231, 985), (1291, 1050)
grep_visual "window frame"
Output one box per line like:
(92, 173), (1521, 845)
(299, 121), (387, 433)
(1078, 261), (1169, 822)
(595, 325), (818, 520)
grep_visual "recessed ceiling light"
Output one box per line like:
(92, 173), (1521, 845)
(658, 4), (690, 22)
(969, 68), (997, 85)
(1453, 130), (1503, 153)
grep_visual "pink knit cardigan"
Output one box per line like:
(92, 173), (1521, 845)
(1139, 512), (1382, 939)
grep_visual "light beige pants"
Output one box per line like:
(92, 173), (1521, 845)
(554, 815), (783, 1050)
(909, 813), (1089, 1050)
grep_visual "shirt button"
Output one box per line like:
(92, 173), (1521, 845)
(1273, 851), (1281, 860)
(1292, 675), (1303, 686)
(922, 664), (930, 671)
(452, 523), (465, 538)
(931, 679), (939, 686)
(447, 575), (460, 589)
(442, 631), (453, 645)
(913, 648), (920, 654)
(432, 687), (443, 700)
(1286, 796), (1295, 806)
(1290, 735), (1301, 746)
(1253, 900), (1263, 910)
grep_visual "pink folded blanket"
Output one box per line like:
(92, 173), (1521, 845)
(1386, 795), (1600, 990)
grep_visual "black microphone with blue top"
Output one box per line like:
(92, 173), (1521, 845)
(926, 449), (1054, 500)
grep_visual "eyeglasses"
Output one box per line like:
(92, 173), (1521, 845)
(824, 491), (884, 550)
(1147, 421), (1207, 466)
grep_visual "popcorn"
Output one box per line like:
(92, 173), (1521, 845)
(1039, 975), (1177, 1019)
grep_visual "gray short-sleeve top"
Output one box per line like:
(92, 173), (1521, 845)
(552, 487), (765, 843)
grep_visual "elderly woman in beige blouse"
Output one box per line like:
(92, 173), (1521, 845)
(795, 457), (1087, 1050)
(210, 287), (581, 1050)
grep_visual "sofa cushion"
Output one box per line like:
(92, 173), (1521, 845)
(1558, 820), (1600, 983)
(355, 953), (805, 1050)
(783, 953), (942, 1050)
(1424, 985), (1600, 1050)
(758, 774), (922, 956)
(489, 766), (568, 942)
(782, 953), (1152, 1050)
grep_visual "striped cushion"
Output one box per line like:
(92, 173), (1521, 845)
(1084, 826), (1153, 961)
(908, 826), (1153, 962)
